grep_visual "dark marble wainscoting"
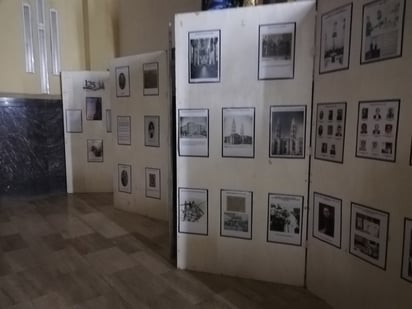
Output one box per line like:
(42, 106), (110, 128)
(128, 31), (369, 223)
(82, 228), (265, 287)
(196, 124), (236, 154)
(0, 97), (66, 196)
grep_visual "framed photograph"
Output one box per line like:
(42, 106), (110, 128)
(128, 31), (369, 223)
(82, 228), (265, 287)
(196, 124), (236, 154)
(319, 3), (353, 74)
(269, 105), (306, 159)
(144, 115), (160, 147)
(115, 66), (130, 97)
(188, 29), (220, 83)
(410, 137), (412, 166)
(87, 139), (103, 163)
(106, 109), (112, 133)
(178, 109), (209, 157)
(220, 189), (253, 240)
(356, 100), (400, 162)
(178, 187), (208, 235)
(315, 102), (347, 163)
(86, 97), (102, 120)
(267, 193), (303, 246)
(361, 0), (406, 64)
(145, 168), (160, 199)
(401, 218), (412, 283)
(143, 62), (159, 96)
(117, 116), (131, 145)
(313, 192), (342, 248)
(349, 202), (389, 269)
(222, 107), (255, 158)
(65, 109), (82, 133)
(258, 22), (296, 80)
(118, 164), (132, 194)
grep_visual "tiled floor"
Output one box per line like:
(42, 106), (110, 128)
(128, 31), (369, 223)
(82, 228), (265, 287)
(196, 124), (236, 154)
(0, 193), (332, 308)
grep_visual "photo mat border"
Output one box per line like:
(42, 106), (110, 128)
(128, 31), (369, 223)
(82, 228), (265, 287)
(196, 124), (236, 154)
(65, 109), (82, 133)
(86, 139), (104, 163)
(144, 115), (160, 147)
(115, 65), (131, 97)
(117, 115), (132, 146)
(143, 62), (160, 96)
(118, 163), (132, 194)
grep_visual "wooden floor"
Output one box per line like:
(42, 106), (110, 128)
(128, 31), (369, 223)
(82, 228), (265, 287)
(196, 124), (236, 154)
(0, 193), (332, 308)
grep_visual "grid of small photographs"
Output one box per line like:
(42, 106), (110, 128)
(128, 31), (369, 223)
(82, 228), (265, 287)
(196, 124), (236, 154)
(178, 188), (208, 235)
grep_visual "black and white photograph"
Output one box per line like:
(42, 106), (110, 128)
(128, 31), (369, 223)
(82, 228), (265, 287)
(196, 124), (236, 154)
(117, 116), (131, 145)
(145, 168), (161, 199)
(65, 109), (82, 133)
(258, 22), (295, 80)
(361, 0), (405, 64)
(188, 30), (220, 83)
(87, 139), (103, 163)
(178, 109), (209, 157)
(350, 202), (389, 269)
(144, 115), (160, 147)
(106, 109), (112, 133)
(85, 97), (102, 120)
(315, 102), (347, 163)
(178, 187), (208, 235)
(356, 100), (399, 162)
(401, 218), (412, 283)
(313, 192), (342, 248)
(143, 62), (159, 96)
(115, 66), (130, 97)
(267, 193), (303, 246)
(269, 105), (306, 159)
(118, 164), (132, 194)
(319, 3), (352, 74)
(220, 190), (253, 240)
(222, 107), (255, 158)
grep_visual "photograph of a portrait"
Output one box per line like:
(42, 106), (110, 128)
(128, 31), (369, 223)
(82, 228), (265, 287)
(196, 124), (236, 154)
(178, 187), (208, 235)
(118, 164), (132, 194)
(269, 105), (306, 159)
(349, 202), (389, 269)
(361, 0), (405, 64)
(267, 193), (303, 246)
(313, 192), (342, 248)
(86, 97), (102, 120)
(87, 139), (103, 163)
(145, 168), (160, 199)
(178, 109), (209, 157)
(65, 109), (82, 133)
(144, 115), (160, 147)
(143, 62), (159, 96)
(222, 107), (255, 158)
(401, 218), (412, 283)
(319, 3), (352, 74)
(115, 66), (130, 97)
(117, 116), (131, 145)
(220, 189), (253, 240)
(258, 22), (296, 80)
(188, 29), (220, 83)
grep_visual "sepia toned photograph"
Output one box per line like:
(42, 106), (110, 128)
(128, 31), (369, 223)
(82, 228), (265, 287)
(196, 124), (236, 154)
(178, 109), (209, 157)
(222, 107), (255, 158)
(361, 0), (405, 64)
(267, 193), (303, 246)
(189, 30), (220, 83)
(118, 164), (132, 193)
(144, 116), (160, 147)
(269, 105), (306, 158)
(86, 97), (102, 120)
(87, 139), (103, 163)
(65, 109), (82, 133)
(178, 187), (208, 235)
(349, 202), (389, 269)
(319, 3), (352, 74)
(220, 190), (253, 240)
(258, 22), (295, 80)
(401, 218), (412, 283)
(115, 66), (130, 97)
(145, 168), (160, 199)
(313, 192), (342, 248)
(117, 116), (131, 145)
(143, 62), (159, 96)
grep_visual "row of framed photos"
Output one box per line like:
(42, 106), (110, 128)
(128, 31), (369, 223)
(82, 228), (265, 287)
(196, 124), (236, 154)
(117, 164), (161, 199)
(116, 115), (160, 147)
(114, 62), (160, 97)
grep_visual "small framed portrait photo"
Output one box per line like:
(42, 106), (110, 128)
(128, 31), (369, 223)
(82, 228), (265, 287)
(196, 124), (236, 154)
(313, 192), (342, 248)
(144, 115), (160, 147)
(115, 66), (130, 97)
(401, 218), (412, 283)
(86, 97), (102, 120)
(145, 168), (160, 199)
(143, 62), (159, 96)
(87, 139), (103, 163)
(118, 164), (132, 194)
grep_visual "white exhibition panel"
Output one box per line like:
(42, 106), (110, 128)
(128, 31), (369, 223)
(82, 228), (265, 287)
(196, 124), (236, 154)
(308, 0), (412, 308)
(175, 2), (315, 285)
(110, 51), (170, 221)
(62, 71), (113, 193)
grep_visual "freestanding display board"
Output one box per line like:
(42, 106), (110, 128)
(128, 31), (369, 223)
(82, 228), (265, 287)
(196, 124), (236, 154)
(110, 51), (170, 221)
(175, 2), (315, 285)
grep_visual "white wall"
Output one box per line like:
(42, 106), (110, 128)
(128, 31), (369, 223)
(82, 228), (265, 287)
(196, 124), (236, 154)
(175, 2), (315, 285)
(307, 0), (412, 308)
